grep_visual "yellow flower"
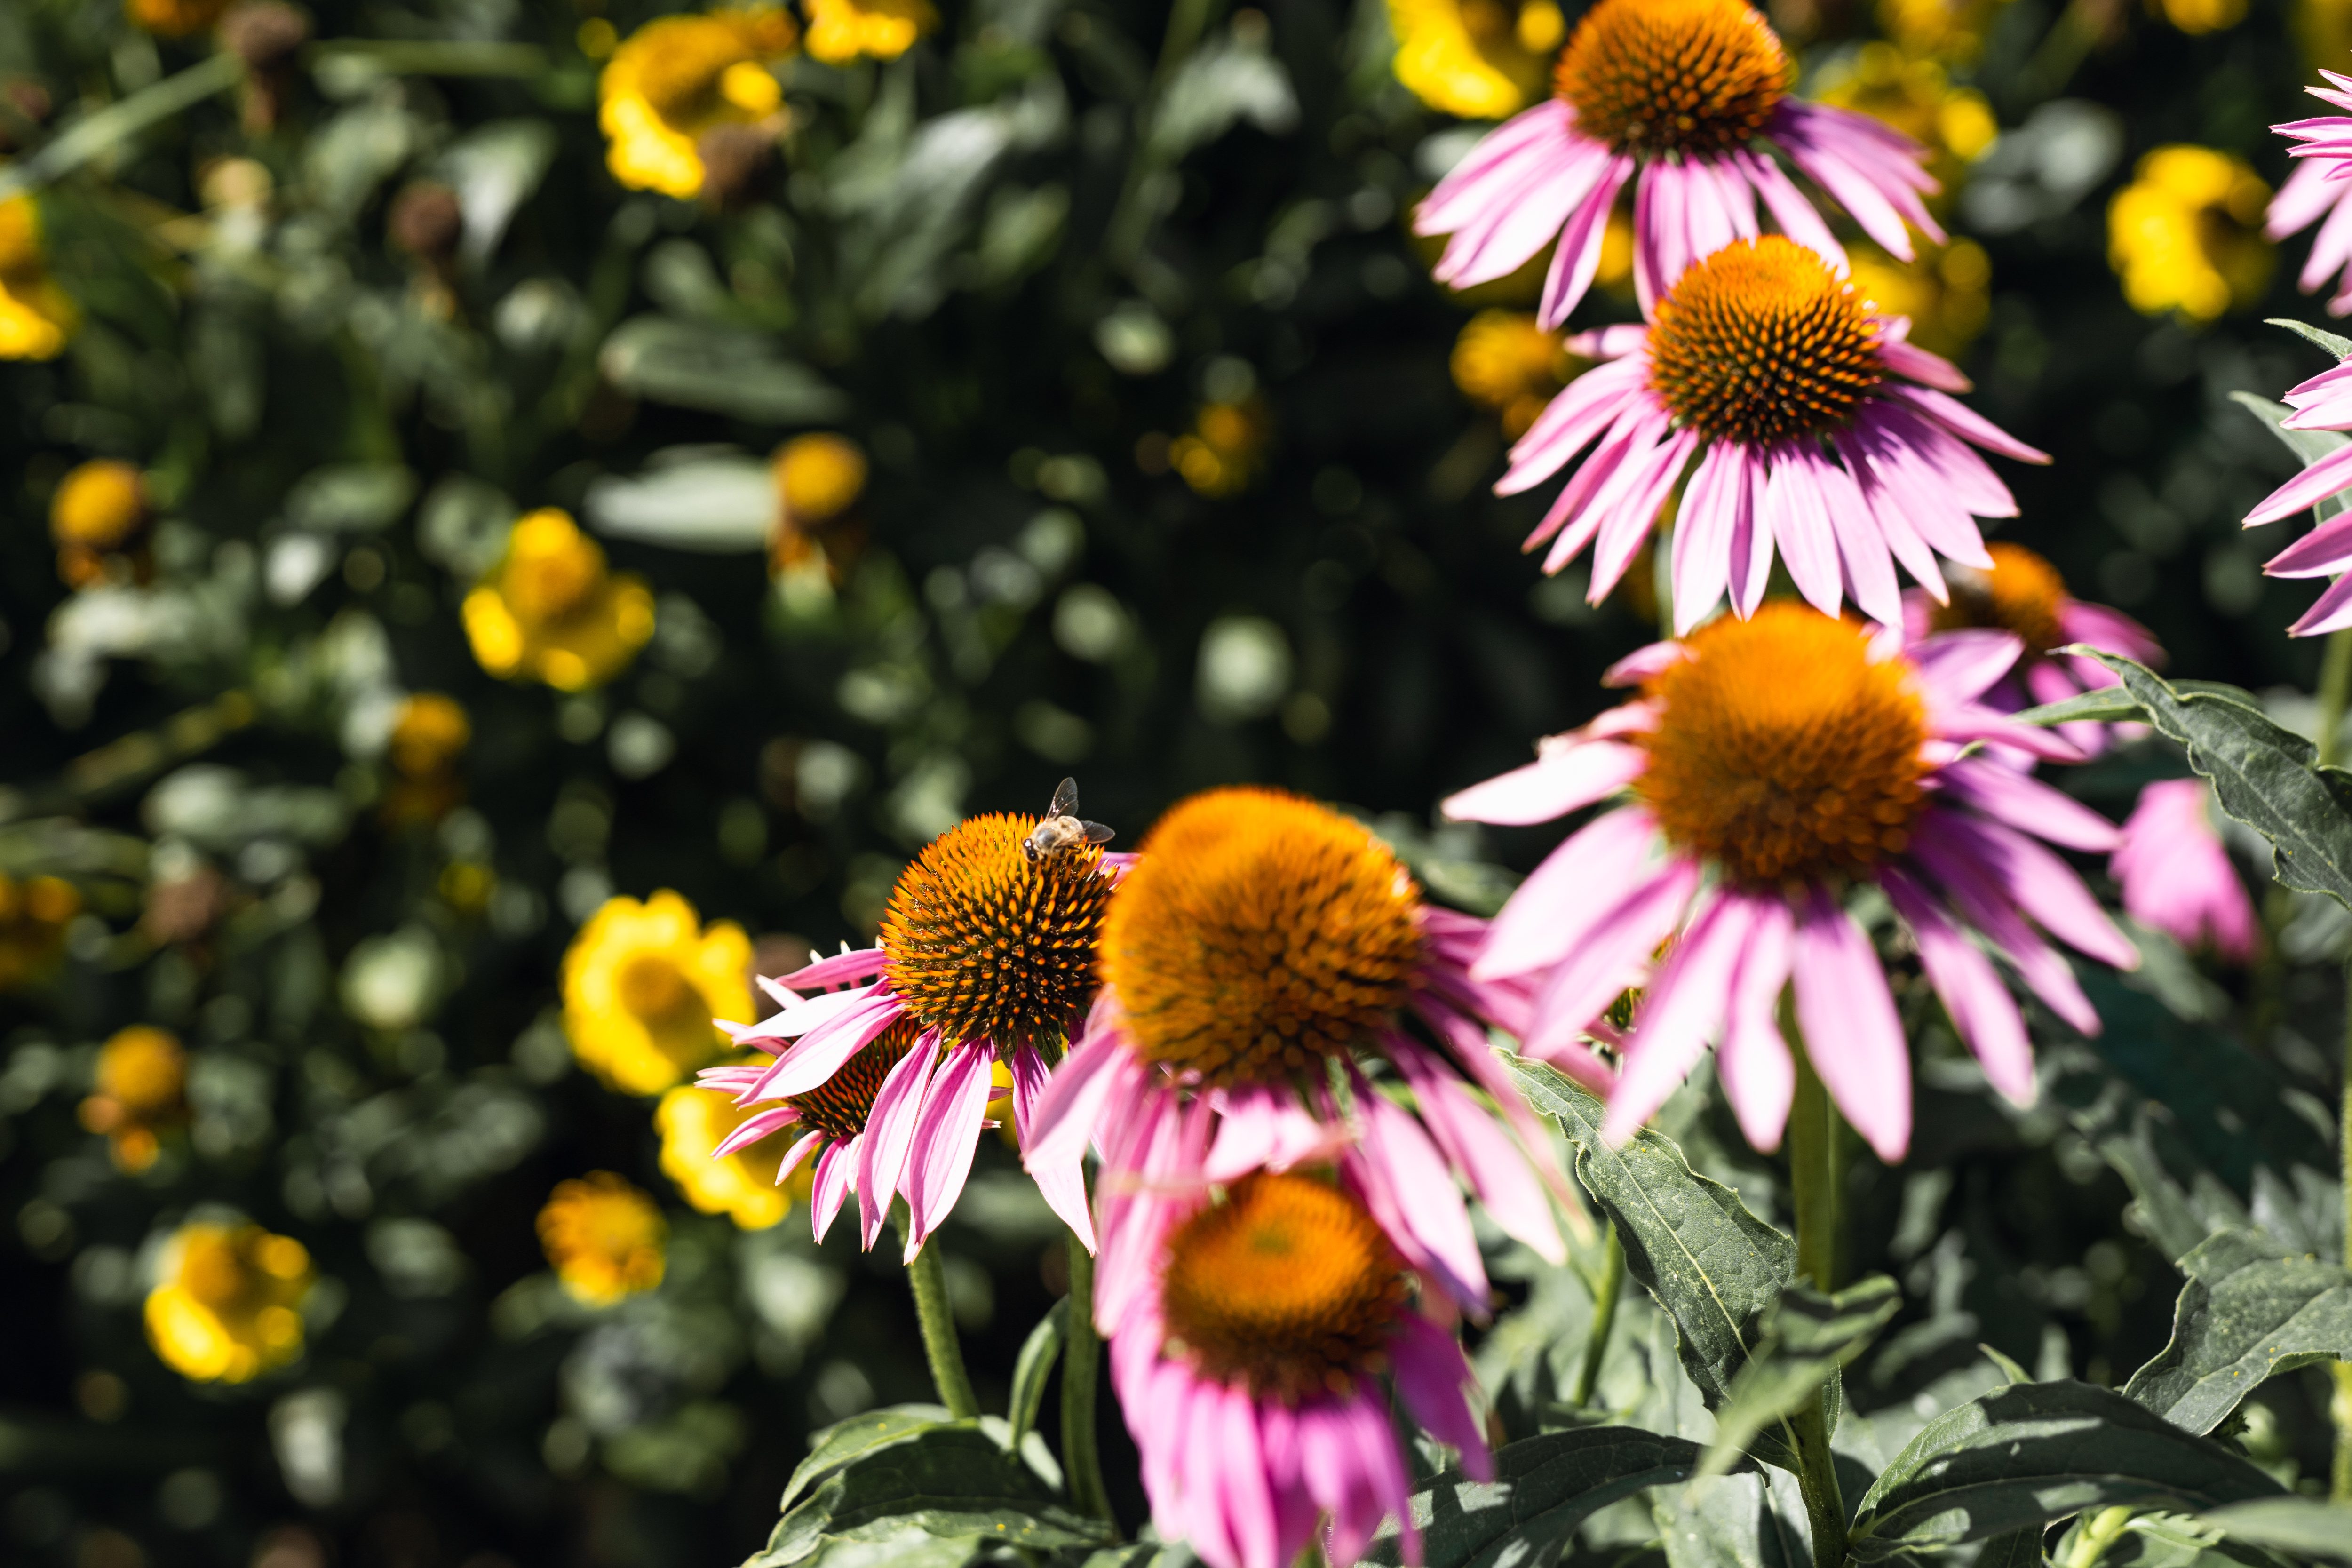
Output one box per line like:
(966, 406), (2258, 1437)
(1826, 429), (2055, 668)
(1813, 45), (1995, 210)
(563, 890), (755, 1096)
(125, 0), (230, 37)
(144, 1222), (313, 1383)
(1387, 0), (1567, 119)
(1876, 0), (2014, 64)
(80, 1027), (188, 1173)
(1170, 399), (1272, 498)
(538, 1172), (667, 1305)
(598, 10), (796, 200)
(2152, 0), (2246, 33)
(770, 433), (870, 578)
(461, 509), (655, 691)
(656, 1083), (811, 1229)
(0, 872), (80, 992)
(50, 459), (152, 589)
(1849, 237), (1992, 358)
(0, 195), (77, 362)
(804, 0), (938, 65)
(389, 694), (471, 778)
(2296, 0), (2352, 68)
(1450, 310), (1581, 437)
(2107, 146), (2273, 324)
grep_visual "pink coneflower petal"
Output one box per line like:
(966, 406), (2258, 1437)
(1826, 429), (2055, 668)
(2291, 571), (2352, 635)
(1935, 756), (2123, 852)
(1392, 1039), (1565, 1263)
(1204, 1084), (1344, 1182)
(1390, 1310), (1492, 1479)
(1438, 739), (1645, 826)
(1218, 1392), (1279, 1568)
(1876, 336), (1971, 392)
(747, 990), (906, 1098)
(1541, 156), (1637, 326)
(772, 944), (889, 991)
(1603, 890), (1754, 1144)
(1813, 446), (1904, 628)
(2057, 600), (2162, 663)
(1908, 629), (2022, 707)
(1908, 816), (2102, 1034)
(1881, 867), (2034, 1106)
(810, 1138), (853, 1242)
(1790, 886), (1911, 1164)
(1021, 1021), (1135, 1176)
(1012, 1046), (1095, 1248)
(1343, 1085), (1487, 1310)
(772, 1125), (828, 1187)
(1524, 858), (1702, 1059)
(2263, 511), (2352, 577)
(858, 1034), (939, 1249)
(2248, 441), (2352, 525)
(1936, 811), (2141, 971)
(1466, 807), (1664, 980)
(1764, 446), (1846, 616)
(2113, 780), (2259, 964)
(1716, 899), (1797, 1152)
(902, 1042), (995, 1258)
(711, 1104), (803, 1157)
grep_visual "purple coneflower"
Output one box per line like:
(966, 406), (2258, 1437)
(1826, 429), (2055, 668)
(2243, 354), (2352, 634)
(2112, 779), (2257, 965)
(1024, 787), (1580, 1331)
(1443, 603), (2137, 1163)
(699, 814), (1120, 1258)
(1499, 236), (2047, 630)
(1107, 1168), (1487, 1568)
(1415, 0), (1941, 324)
(2266, 70), (2352, 314)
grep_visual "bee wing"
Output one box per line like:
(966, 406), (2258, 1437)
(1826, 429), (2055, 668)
(1049, 777), (1081, 817)
(1080, 820), (1116, 845)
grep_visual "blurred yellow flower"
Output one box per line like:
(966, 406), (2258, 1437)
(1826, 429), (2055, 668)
(598, 10), (796, 200)
(1171, 399), (1271, 498)
(389, 694), (471, 779)
(1451, 310), (1581, 437)
(126, 0), (230, 37)
(539, 1173), (667, 1305)
(1387, 0), (1566, 120)
(80, 1027), (188, 1174)
(461, 509), (654, 691)
(2151, 0), (2245, 33)
(2107, 145), (2273, 323)
(144, 1222), (312, 1383)
(804, 0), (938, 64)
(1813, 45), (1996, 210)
(1877, 0), (2014, 63)
(50, 459), (152, 590)
(0, 872), (80, 992)
(563, 890), (755, 1096)
(0, 195), (77, 362)
(656, 1083), (808, 1229)
(2295, 0), (2352, 68)
(1850, 237), (1993, 358)
(771, 432), (870, 579)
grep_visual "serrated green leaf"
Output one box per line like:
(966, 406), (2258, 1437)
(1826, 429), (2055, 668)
(1654, 1472), (1813, 1568)
(2121, 1230), (2352, 1434)
(1845, 1381), (2285, 1561)
(2267, 318), (2352, 362)
(2201, 1498), (2352, 1561)
(1505, 1059), (1796, 1449)
(2073, 653), (2352, 910)
(2231, 392), (2352, 523)
(761, 1422), (1109, 1565)
(1363, 1427), (1716, 1568)
(748, 1532), (1006, 1568)
(1699, 1275), (1902, 1477)
(1007, 1299), (1066, 1453)
(782, 1405), (954, 1510)
(2104, 1512), (2303, 1568)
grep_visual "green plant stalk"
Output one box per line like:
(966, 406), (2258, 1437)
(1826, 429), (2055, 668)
(1785, 1034), (1847, 1567)
(1104, 0), (1228, 269)
(2063, 1505), (2136, 1568)
(2312, 627), (2352, 1500)
(1061, 1230), (1113, 1522)
(0, 52), (244, 202)
(1570, 1221), (1626, 1408)
(897, 1213), (980, 1420)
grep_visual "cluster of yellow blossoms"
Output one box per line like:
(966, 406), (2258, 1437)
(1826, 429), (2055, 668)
(538, 1172), (669, 1305)
(462, 509), (655, 692)
(145, 1222), (314, 1383)
(80, 1027), (188, 1173)
(0, 195), (76, 362)
(0, 871), (80, 991)
(2107, 145), (2273, 323)
(770, 430), (870, 583)
(49, 459), (153, 590)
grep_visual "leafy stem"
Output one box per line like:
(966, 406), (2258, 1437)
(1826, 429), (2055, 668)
(1061, 1229), (1114, 1522)
(1571, 1221), (1626, 1409)
(1785, 1028), (1850, 1566)
(897, 1209), (980, 1420)
(2062, 1504), (2137, 1568)
(2308, 625), (2352, 1500)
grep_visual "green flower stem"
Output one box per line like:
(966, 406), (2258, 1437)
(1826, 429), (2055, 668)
(2312, 627), (2352, 1500)
(1570, 1220), (1625, 1409)
(1062, 1229), (1113, 1523)
(897, 1211), (980, 1420)
(2063, 1505), (2137, 1568)
(1785, 1032), (1849, 1566)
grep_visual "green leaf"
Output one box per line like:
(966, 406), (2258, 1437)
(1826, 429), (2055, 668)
(2071, 652), (2352, 911)
(1007, 1299), (1066, 1452)
(1654, 1473), (1814, 1568)
(1504, 1060), (1796, 1431)
(1845, 1381), (2286, 1561)
(1073, 1544), (1202, 1568)
(1363, 1427), (1716, 1568)
(1980, 1345), (2034, 1386)
(2202, 1498), (2352, 1561)
(2013, 685), (2148, 729)
(2103, 1513), (2305, 1568)
(2267, 318), (2352, 363)
(1975, 1525), (2050, 1568)
(2121, 1230), (2352, 1434)
(599, 317), (851, 425)
(0, 53), (245, 202)
(1699, 1275), (1903, 1477)
(760, 1418), (1108, 1566)
(2231, 393), (2352, 523)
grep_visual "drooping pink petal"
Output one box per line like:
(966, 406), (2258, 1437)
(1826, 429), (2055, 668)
(1012, 1045), (1094, 1249)
(746, 990), (906, 1098)
(2264, 511), (2352, 577)
(1936, 756), (2123, 852)
(1765, 445), (1845, 614)
(2247, 441), (2352, 526)
(1439, 740), (1645, 826)
(810, 1137), (853, 1242)
(901, 1043), (996, 1258)
(1716, 897), (1796, 1152)
(1790, 886), (1912, 1164)
(1601, 890), (1752, 1144)
(1343, 1082), (1488, 1311)
(1909, 629), (2023, 707)
(2291, 570), (2352, 636)
(1474, 807), (1666, 981)
(1390, 1311), (1493, 1480)
(1522, 857), (1702, 1059)
(1882, 867), (2035, 1106)
(711, 1103), (803, 1157)
(857, 1027), (940, 1250)
(1391, 1038), (1564, 1263)
(2112, 779), (2259, 964)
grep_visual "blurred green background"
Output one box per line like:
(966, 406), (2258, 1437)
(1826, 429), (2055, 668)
(2, 0), (2348, 1563)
